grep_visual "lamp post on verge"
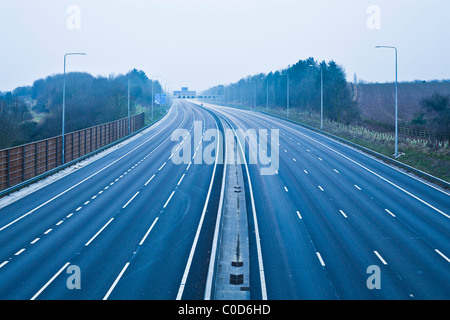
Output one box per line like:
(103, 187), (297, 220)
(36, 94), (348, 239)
(128, 72), (131, 135)
(376, 45), (398, 158)
(266, 77), (269, 112)
(62, 52), (86, 165)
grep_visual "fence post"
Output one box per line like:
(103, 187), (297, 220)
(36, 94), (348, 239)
(6, 149), (10, 189)
(35, 142), (38, 177)
(71, 132), (74, 161)
(22, 145), (26, 183)
(55, 136), (59, 167)
(45, 139), (49, 172)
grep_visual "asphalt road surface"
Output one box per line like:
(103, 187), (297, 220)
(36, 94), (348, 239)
(0, 100), (448, 300)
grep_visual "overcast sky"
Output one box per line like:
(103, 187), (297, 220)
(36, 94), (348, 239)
(1, 0), (449, 93)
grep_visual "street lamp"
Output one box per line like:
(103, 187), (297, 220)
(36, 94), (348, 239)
(376, 45), (398, 158)
(62, 52), (86, 165)
(128, 72), (131, 135)
(266, 77), (269, 112)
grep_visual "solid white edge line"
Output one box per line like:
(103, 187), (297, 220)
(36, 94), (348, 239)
(198, 102), (268, 300)
(0, 107), (179, 232)
(250, 109), (450, 195)
(103, 262), (130, 300)
(31, 262), (70, 300)
(85, 218), (114, 246)
(242, 109), (450, 219)
(176, 115), (220, 300)
(204, 117), (227, 300)
(271, 117), (450, 219)
(231, 119), (268, 300)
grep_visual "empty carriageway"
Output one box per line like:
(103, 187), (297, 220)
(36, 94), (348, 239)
(0, 100), (223, 300)
(198, 101), (450, 300)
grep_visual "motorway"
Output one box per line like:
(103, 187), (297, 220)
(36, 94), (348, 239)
(0, 100), (222, 300)
(0, 99), (449, 300)
(202, 102), (450, 300)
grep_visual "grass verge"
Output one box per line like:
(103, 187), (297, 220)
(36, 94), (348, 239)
(228, 104), (450, 184)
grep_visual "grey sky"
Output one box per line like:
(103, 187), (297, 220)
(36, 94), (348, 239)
(1, 0), (449, 93)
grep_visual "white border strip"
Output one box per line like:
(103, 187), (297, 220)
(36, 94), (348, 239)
(30, 262), (70, 300)
(204, 116), (227, 300)
(0, 108), (178, 232)
(176, 110), (220, 300)
(229, 117), (268, 300)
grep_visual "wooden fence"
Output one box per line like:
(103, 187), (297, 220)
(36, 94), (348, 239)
(0, 112), (145, 191)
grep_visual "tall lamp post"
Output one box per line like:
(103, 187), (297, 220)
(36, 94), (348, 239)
(62, 52), (86, 165)
(376, 45), (398, 158)
(128, 72), (131, 135)
(266, 77), (269, 112)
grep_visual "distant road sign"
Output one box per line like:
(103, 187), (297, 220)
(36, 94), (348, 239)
(155, 94), (166, 105)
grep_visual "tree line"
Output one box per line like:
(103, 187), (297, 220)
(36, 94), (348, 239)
(202, 57), (359, 124)
(0, 69), (163, 149)
(413, 93), (450, 138)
